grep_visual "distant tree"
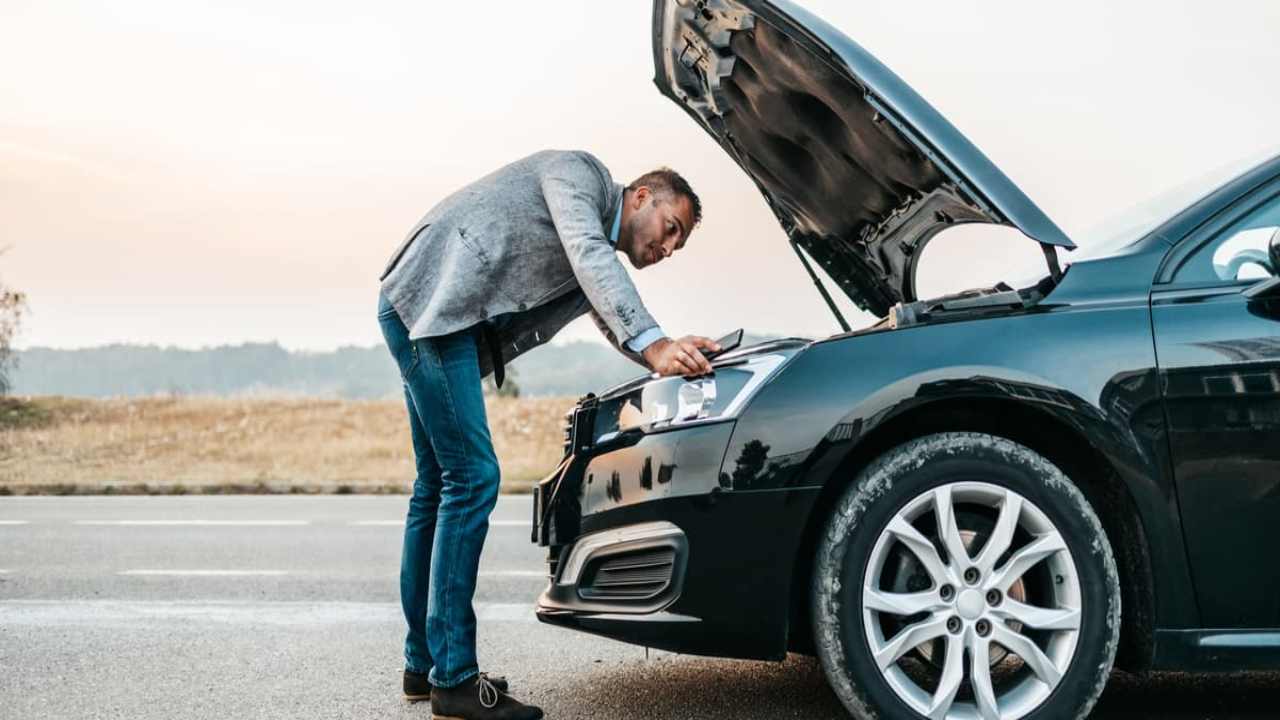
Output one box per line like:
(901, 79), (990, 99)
(0, 249), (27, 396)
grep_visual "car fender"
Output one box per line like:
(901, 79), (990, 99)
(722, 308), (1199, 636)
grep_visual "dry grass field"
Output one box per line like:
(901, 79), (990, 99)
(0, 395), (574, 494)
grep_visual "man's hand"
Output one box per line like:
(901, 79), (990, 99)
(642, 335), (721, 377)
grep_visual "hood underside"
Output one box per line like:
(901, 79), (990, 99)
(652, 0), (1074, 317)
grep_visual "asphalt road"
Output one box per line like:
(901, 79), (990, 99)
(1, 496), (1277, 719)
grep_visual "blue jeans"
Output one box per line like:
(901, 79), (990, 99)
(377, 291), (501, 688)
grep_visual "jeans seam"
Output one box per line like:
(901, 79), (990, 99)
(377, 309), (419, 378)
(406, 384), (438, 677)
(429, 333), (476, 688)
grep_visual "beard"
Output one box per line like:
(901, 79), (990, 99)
(620, 216), (647, 268)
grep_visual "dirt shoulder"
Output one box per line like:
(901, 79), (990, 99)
(0, 395), (573, 495)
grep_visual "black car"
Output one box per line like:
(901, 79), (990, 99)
(530, 1), (1280, 718)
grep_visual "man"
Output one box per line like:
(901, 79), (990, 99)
(376, 149), (720, 720)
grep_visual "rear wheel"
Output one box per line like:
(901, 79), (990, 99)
(811, 432), (1120, 720)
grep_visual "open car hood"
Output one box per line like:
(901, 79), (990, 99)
(652, 0), (1074, 317)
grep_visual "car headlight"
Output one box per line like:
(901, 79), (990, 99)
(605, 353), (788, 435)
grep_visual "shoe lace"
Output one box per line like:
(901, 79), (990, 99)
(477, 673), (499, 709)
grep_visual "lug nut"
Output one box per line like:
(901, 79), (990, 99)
(947, 616), (962, 634)
(986, 589), (1002, 606)
(939, 584), (955, 601)
(964, 567), (980, 585)
(976, 619), (991, 637)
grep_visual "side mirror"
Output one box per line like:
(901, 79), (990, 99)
(1242, 229), (1280, 300)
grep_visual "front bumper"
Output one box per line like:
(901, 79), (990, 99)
(539, 520), (688, 614)
(530, 415), (819, 660)
(535, 519), (711, 652)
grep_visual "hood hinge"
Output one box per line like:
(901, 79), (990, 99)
(1042, 243), (1063, 281)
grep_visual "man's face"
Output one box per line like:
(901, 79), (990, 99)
(619, 187), (694, 270)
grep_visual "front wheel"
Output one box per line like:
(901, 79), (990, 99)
(812, 432), (1121, 720)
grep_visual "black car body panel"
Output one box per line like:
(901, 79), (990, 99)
(1150, 170), (1280, 632)
(538, 486), (822, 659)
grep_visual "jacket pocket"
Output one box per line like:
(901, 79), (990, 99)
(522, 275), (577, 309)
(455, 226), (493, 267)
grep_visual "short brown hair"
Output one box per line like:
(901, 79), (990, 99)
(627, 167), (702, 227)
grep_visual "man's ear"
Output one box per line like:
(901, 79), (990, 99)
(632, 186), (649, 208)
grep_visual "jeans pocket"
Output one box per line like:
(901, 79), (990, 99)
(407, 338), (421, 374)
(379, 314), (421, 379)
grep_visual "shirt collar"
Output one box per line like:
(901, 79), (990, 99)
(608, 198), (622, 247)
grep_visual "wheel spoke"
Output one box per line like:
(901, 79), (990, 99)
(863, 586), (947, 616)
(933, 485), (971, 568)
(968, 632), (1000, 720)
(927, 633), (964, 720)
(872, 614), (948, 671)
(992, 623), (1063, 687)
(974, 492), (1021, 577)
(986, 530), (1066, 593)
(861, 482), (1083, 720)
(886, 515), (952, 586)
(993, 597), (1081, 631)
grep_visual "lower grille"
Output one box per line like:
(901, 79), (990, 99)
(578, 548), (676, 601)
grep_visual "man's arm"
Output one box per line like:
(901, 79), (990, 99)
(589, 308), (649, 368)
(541, 152), (660, 347)
(545, 152), (718, 376)
(590, 309), (718, 377)
(626, 327), (665, 354)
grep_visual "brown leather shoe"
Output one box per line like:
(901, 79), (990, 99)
(405, 670), (508, 702)
(430, 673), (542, 720)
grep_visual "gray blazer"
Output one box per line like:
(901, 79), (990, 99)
(378, 150), (657, 378)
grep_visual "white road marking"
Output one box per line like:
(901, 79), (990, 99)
(111, 569), (539, 578)
(0, 520), (30, 525)
(478, 603), (535, 621)
(117, 570), (290, 576)
(0, 569), (11, 574)
(74, 520), (310, 526)
(4, 494), (531, 500)
(349, 519), (529, 527)
(0, 600), (535, 625)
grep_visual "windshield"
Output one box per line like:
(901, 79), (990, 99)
(1074, 147), (1280, 260)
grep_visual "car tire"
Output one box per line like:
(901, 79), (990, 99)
(811, 432), (1121, 720)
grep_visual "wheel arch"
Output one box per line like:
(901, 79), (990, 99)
(786, 396), (1157, 672)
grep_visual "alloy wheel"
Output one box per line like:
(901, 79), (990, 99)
(861, 481), (1082, 720)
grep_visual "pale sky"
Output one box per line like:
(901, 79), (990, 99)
(3, 0), (1278, 350)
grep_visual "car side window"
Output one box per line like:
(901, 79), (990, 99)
(1173, 193), (1280, 284)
